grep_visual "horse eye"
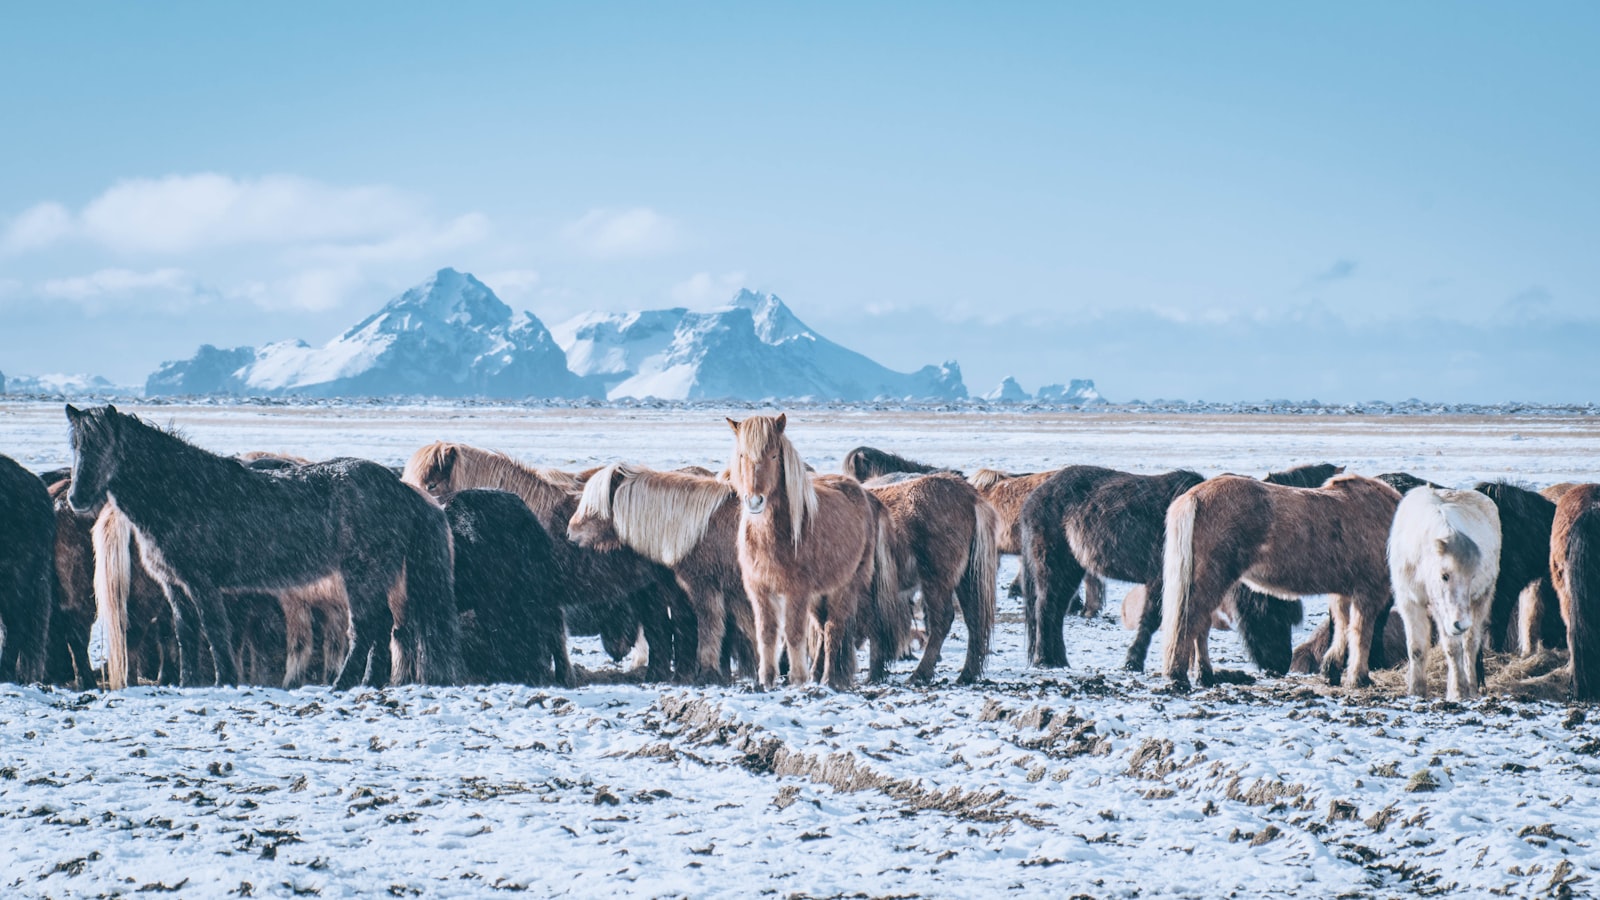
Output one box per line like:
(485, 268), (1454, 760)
(1441, 573), (1450, 582)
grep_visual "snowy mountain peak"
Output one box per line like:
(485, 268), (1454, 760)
(730, 289), (809, 344)
(350, 267), (512, 336)
(148, 270), (594, 399)
(984, 376), (1030, 403)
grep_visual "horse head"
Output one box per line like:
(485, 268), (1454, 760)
(568, 463), (629, 552)
(403, 442), (460, 499)
(1427, 529), (1484, 637)
(65, 403), (121, 515)
(726, 414), (788, 518)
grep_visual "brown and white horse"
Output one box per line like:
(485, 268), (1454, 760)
(725, 414), (891, 690)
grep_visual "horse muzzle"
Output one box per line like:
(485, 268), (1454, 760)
(744, 494), (767, 516)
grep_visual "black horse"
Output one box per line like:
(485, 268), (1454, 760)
(1475, 481), (1563, 652)
(0, 453), (54, 683)
(65, 404), (460, 689)
(841, 446), (958, 482)
(444, 489), (572, 685)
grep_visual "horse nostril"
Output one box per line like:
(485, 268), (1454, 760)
(1453, 620), (1471, 635)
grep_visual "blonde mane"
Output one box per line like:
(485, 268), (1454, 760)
(967, 468), (1017, 492)
(578, 464), (732, 566)
(402, 441), (578, 530)
(732, 415), (818, 546)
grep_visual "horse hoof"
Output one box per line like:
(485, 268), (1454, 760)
(1161, 676), (1192, 695)
(1122, 657), (1146, 673)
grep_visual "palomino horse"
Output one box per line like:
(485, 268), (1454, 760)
(1388, 487), (1501, 700)
(863, 472), (998, 684)
(726, 414), (890, 690)
(0, 453), (54, 683)
(969, 468), (1105, 617)
(1162, 474), (1401, 691)
(569, 464), (760, 684)
(1551, 484), (1600, 700)
(403, 441), (689, 682)
(66, 405), (459, 689)
(842, 446), (957, 482)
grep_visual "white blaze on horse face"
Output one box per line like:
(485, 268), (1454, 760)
(1430, 556), (1474, 636)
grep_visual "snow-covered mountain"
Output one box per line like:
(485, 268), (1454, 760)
(148, 269), (597, 399)
(1036, 379), (1103, 405)
(3, 372), (136, 396)
(983, 376), (1030, 403)
(551, 289), (967, 402)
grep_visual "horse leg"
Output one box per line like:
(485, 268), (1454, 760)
(335, 573), (393, 690)
(1395, 592), (1431, 697)
(1342, 595), (1378, 690)
(282, 598), (313, 689)
(692, 588), (728, 686)
(911, 568), (958, 684)
(1026, 529), (1081, 668)
(1125, 578), (1167, 672)
(162, 582), (208, 688)
(186, 582), (240, 687)
(784, 595), (813, 687)
(746, 584), (781, 690)
(1321, 596), (1352, 687)
(1082, 574), (1105, 619)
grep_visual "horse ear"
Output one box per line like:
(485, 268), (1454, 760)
(105, 404), (119, 419)
(1334, 465), (1346, 474)
(726, 417), (742, 433)
(774, 413), (787, 434)
(64, 404), (80, 423)
(1435, 537), (1450, 556)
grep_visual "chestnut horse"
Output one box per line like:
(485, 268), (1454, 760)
(569, 464), (758, 683)
(863, 472), (997, 684)
(726, 414), (891, 690)
(1551, 484), (1600, 700)
(1162, 474), (1400, 691)
(1388, 487), (1501, 700)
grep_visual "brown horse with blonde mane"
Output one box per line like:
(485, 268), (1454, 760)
(569, 464), (757, 683)
(1162, 473), (1400, 691)
(726, 414), (892, 690)
(863, 472), (998, 684)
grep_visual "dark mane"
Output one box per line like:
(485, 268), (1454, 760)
(841, 446), (957, 481)
(1264, 462), (1343, 488)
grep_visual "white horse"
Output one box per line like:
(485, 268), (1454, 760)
(1388, 487), (1502, 700)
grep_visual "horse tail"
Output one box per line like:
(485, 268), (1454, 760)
(1561, 499), (1600, 701)
(92, 505), (134, 690)
(958, 499), (1000, 677)
(402, 504), (462, 686)
(1231, 586), (1302, 676)
(871, 510), (912, 660)
(1160, 490), (1199, 677)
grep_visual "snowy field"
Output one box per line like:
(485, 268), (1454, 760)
(2, 400), (1599, 898)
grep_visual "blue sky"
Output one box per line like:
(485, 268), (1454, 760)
(2, 2), (1597, 400)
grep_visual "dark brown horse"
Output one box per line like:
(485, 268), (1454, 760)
(863, 472), (998, 684)
(1551, 484), (1600, 700)
(970, 468), (1107, 617)
(1162, 474), (1400, 691)
(1019, 466), (1206, 670)
(1474, 481), (1562, 654)
(842, 446), (956, 482)
(0, 453), (55, 683)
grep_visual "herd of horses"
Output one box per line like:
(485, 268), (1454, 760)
(0, 404), (1595, 705)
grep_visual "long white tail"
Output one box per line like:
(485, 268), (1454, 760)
(961, 500), (1000, 666)
(92, 505), (134, 690)
(1160, 491), (1199, 677)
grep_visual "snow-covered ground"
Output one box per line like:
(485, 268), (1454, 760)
(1, 400), (1598, 897)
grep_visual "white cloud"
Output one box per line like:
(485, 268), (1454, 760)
(77, 173), (425, 254)
(1, 202), (74, 254)
(562, 207), (678, 259)
(670, 271), (747, 306)
(40, 267), (216, 312)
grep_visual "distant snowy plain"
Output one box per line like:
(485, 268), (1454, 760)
(1, 400), (1598, 898)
